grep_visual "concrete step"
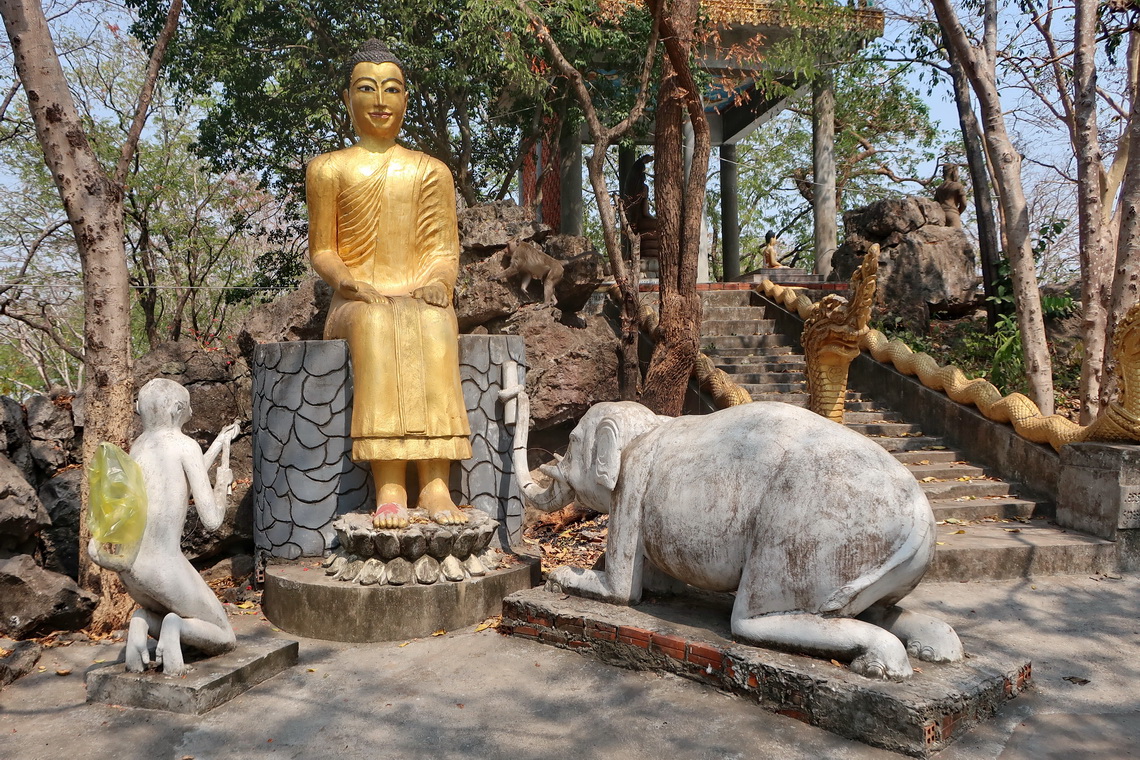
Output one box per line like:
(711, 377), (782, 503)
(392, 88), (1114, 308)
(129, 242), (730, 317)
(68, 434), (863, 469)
(926, 520), (1116, 581)
(869, 436), (951, 452)
(702, 306), (769, 321)
(930, 497), (1053, 522)
(921, 479), (1012, 500)
(741, 382), (811, 395)
(703, 334), (792, 350)
(846, 422), (926, 437)
(701, 319), (777, 336)
(701, 290), (754, 307)
(746, 396), (878, 411)
(749, 388), (862, 398)
(720, 371), (807, 384)
(706, 345), (797, 357)
(739, 268), (823, 284)
(843, 410), (902, 424)
(844, 401), (890, 412)
(904, 462), (987, 480)
(751, 393), (809, 407)
(892, 449), (967, 464)
(715, 362), (807, 373)
(715, 356), (805, 369)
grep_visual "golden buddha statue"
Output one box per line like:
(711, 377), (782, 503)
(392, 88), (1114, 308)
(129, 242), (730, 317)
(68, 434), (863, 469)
(762, 231), (786, 269)
(307, 39), (471, 529)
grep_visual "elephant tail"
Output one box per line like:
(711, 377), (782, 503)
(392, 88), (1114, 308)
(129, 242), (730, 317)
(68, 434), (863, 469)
(817, 506), (934, 616)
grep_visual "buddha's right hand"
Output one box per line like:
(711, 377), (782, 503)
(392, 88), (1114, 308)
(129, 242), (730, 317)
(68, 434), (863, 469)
(338, 279), (387, 304)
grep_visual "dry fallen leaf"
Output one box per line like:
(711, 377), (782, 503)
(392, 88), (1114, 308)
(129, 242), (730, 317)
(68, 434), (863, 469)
(953, 529), (966, 534)
(93, 659), (106, 664)
(474, 616), (500, 633)
(1063, 676), (1090, 685)
(0, 647), (10, 659)
(307, 668), (316, 673)
(55, 669), (71, 676)
(431, 629), (447, 637)
(829, 659), (844, 668)
(1004, 528), (1021, 533)
(236, 601), (255, 610)
(398, 641), (410, 648)
(921, 476), (937, 483)
(936, 542), (946, 546)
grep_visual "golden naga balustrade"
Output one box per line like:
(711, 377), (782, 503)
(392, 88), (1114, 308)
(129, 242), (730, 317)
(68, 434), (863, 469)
(761, 262), (1140, 452)
(800, 251), (878, 422)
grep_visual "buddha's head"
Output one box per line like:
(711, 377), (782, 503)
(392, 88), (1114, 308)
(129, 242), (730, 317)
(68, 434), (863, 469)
(343, 39), (407, 142)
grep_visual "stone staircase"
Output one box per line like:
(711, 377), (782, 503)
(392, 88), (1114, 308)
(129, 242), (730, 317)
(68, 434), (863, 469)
(700, 287), (1117, 581)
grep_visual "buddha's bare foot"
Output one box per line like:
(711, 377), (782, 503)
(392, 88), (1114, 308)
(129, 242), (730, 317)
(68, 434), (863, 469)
(420, 487), (468, 525)
(428, 505), (469, 525)
(373, 502), (409, 529)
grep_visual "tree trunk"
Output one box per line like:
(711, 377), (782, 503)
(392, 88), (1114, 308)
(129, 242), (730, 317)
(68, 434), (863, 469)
(944, 34), (1001, 332)
(1105, 28), (1140, 411)
(518, 0), (659, 401)
(3, 0), (136, 632)
(641, 0), (707, 415)
(1072, 0), (1113, 424)
(933, 0), (1055, 415)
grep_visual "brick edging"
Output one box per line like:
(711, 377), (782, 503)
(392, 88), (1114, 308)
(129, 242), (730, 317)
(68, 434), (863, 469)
(500, 594), (1031, 757)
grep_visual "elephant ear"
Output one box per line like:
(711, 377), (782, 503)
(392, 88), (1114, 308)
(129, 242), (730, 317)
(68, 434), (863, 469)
(594, 416), (622, 492)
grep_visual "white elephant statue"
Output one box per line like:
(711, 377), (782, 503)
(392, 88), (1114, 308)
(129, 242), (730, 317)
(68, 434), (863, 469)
(509, 399), (962, 681)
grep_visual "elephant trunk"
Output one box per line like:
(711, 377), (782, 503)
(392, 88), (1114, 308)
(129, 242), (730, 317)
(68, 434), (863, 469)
(500, 367), (574, 512)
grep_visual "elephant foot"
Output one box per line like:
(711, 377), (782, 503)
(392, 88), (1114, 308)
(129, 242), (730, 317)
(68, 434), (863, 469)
(858, 605), (964, 664)
(850, 649), (912, 681)
(546, 566), (625, 604)
(730, 609), (914, 681)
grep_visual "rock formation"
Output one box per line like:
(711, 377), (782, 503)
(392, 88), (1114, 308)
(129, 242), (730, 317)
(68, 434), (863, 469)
(831, 196), (978, 332)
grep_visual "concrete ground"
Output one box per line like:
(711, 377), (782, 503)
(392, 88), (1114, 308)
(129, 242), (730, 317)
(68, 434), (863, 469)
(1, 573), (1139, 759)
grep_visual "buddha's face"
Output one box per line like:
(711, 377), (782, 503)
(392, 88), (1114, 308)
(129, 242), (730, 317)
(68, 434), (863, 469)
(344, 61), (406, 141)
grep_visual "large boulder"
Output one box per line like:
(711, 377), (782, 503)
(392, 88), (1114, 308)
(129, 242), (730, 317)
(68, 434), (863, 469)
(456, 249), (523, 331)
(0, 397), (34, 479)
(0, 639), (42, 687)
(456, 235), (607, 332)
(458, 200), (548, 256)
(235, 277), (333, 361)
(0, 453), (48, 554)
(832, 196), (978, 332)
(24, 395), (73, 442)
(37, 469), (81, 579)
(134, 340), (251, 440)
(507, 306), (620, 430)
(0, 554), (95, 638)
(23, 394), (77, 474)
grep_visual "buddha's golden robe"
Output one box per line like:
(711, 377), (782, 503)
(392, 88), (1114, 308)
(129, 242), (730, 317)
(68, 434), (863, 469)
(323, 146), (472, 461)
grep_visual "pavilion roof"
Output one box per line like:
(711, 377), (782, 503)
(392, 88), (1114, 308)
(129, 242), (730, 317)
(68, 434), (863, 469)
(702, 0), (884, 36)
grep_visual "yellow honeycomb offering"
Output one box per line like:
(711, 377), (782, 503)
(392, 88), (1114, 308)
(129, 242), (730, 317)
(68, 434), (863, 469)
(88, 442), (147, 567)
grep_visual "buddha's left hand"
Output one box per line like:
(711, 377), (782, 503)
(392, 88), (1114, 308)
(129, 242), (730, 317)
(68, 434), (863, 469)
(413, 283), (450, 307)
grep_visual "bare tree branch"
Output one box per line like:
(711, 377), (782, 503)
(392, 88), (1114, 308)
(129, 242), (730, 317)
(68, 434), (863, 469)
(114, 0), (181, 185)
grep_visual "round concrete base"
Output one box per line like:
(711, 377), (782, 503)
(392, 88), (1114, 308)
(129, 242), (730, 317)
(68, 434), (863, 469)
(262, 556), (540, 643)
